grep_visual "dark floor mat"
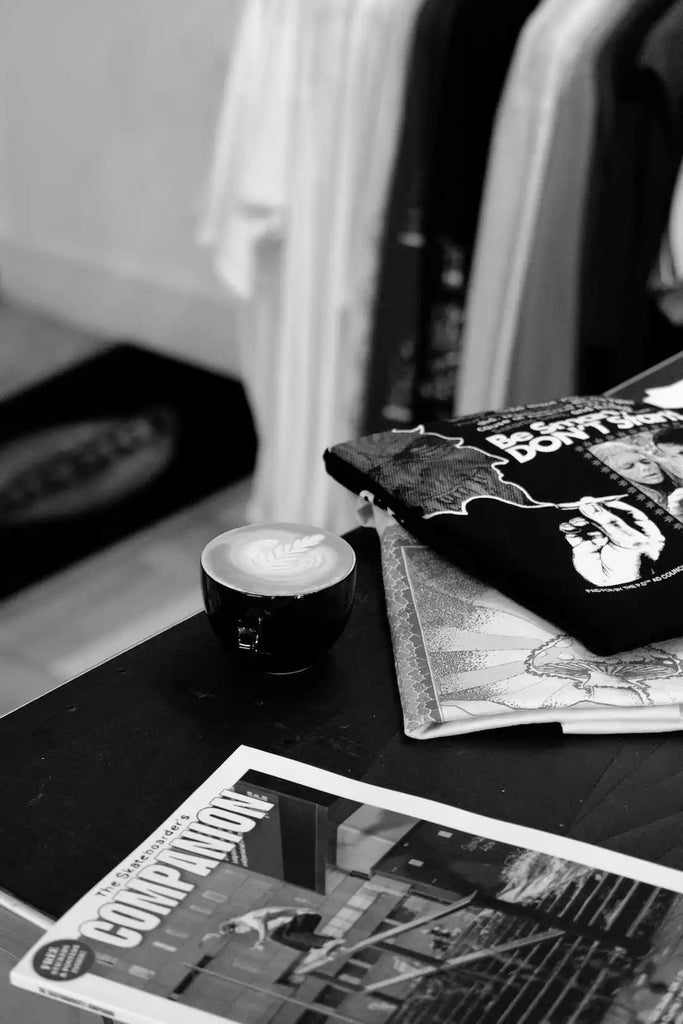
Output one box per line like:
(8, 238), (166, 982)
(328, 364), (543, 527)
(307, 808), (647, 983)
(0, 343), (256, 597)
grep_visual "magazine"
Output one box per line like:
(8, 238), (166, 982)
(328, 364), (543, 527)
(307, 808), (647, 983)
(11, 745), (683, 1024)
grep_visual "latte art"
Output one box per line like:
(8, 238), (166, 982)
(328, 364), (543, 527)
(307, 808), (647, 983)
(234, 533), (331, 580)
(202, 523), (355, 596)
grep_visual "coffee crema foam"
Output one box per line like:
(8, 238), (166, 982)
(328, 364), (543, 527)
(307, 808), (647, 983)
(202, 523), (355, 595)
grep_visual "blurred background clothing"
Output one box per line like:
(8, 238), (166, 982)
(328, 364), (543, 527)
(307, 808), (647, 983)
(201, 0), (683, 528)
(458, 0), (636, 413)
(201, 0), (423, 532)
(2, 0), (683, 537)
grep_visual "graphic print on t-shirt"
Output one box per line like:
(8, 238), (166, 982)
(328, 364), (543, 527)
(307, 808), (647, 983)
(557, 498), (665, 589)
(357, 427), (670, 590)
(379, 524), (683, 734)
(588, 430), (683, 523)
(325, 397), (683, 652)
(377, 427), (552, 517)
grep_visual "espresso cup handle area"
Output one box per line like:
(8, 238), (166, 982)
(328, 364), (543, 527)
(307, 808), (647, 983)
(236, 610), (267, 655)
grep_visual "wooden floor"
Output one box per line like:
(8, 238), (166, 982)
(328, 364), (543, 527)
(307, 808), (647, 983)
(0, 303), (251, 718)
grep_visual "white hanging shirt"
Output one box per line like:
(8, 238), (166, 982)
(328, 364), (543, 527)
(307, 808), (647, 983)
(201, 0), (421, 532)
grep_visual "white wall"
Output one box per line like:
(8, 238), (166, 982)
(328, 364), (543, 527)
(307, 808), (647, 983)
(0, 0), (243, 373)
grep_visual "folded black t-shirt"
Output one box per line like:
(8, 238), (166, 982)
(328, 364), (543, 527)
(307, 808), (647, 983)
(325, 397), (683, 654)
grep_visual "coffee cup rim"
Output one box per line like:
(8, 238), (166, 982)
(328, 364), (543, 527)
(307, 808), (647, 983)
(200, 522), (357, 596)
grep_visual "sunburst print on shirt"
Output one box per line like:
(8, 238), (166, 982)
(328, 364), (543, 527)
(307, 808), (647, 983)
(393, 533), (683, 718)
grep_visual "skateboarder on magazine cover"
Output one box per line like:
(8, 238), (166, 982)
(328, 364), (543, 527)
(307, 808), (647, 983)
(201, 905), (346, 954)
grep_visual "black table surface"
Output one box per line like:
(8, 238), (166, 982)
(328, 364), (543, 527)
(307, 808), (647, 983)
(2, 525), (683, 922)
(4, 358), (683, 922)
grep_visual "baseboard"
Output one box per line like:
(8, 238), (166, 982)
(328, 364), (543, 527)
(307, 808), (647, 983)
(0, 237), (241, 376)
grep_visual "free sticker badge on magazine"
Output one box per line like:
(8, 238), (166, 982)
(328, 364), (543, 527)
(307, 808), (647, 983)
(11, 747), (683, 1023)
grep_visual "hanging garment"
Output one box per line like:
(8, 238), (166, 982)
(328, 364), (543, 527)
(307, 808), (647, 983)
(578, 0), (683, 394)
(362, 0), (459, 435)
(666, 160), (683, 287)
(201, 0), (421, 533)
(365, 0), (541, 434)
(651, 159), (683, 325)
(458, 0), (670, 415)
(418, 0), (542, 420)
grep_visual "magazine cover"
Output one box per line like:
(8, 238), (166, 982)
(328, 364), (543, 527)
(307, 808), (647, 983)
(11, 745), (683, 1024)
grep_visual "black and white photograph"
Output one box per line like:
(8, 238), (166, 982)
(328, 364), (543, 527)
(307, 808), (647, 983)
(167, 792), (683, 1024)
(4, 5), (683, 1024)
(589, 433), (683, 523)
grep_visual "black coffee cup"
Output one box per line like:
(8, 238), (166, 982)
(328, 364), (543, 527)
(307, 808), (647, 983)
(200, 523), (356, 675)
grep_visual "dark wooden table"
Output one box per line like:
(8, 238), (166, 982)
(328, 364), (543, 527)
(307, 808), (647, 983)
(3, 359), (683, 925)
